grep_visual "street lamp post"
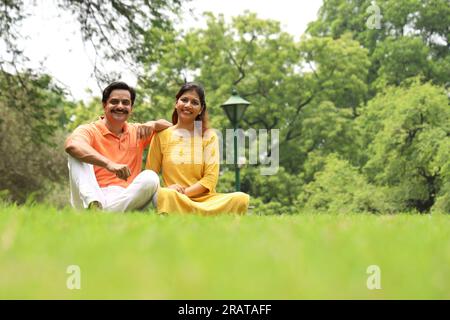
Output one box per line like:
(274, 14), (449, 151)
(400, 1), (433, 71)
(221, 88), (250, 191)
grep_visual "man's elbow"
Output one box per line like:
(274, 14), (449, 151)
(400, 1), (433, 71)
(64, 139), (76, 155)
(157, 119), (173, 127)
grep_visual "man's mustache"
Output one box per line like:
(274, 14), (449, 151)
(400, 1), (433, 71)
(111, 108), (129, 114)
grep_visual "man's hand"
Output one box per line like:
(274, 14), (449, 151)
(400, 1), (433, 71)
(106, 161), (131, 181)
(167, 184), (185, 194)
(137, 121), (155, 140)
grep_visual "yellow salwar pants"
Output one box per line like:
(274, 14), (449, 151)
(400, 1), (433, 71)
(156, 187), (249, 215)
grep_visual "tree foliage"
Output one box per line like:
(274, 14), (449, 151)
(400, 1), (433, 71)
(0, 72), (69, 203)
(307, 0), (450, 91)
(0, 0), (187, 82)
(297, 154), (397, 213)
(359, 81), (450, 212)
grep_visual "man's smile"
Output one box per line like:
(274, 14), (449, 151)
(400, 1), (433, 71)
(112, 109), (129, 114)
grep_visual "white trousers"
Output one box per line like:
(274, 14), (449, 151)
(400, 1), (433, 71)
(68, 156), (159, 212)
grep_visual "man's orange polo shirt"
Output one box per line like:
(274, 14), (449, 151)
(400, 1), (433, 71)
(72, 118), (152, 188)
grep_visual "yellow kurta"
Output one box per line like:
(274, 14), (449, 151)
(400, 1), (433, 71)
(146, 126), (249, 215)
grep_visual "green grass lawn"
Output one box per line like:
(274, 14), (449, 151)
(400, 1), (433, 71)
(0, 204), (449, 299)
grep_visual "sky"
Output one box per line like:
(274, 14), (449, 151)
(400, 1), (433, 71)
(17, 0), (323, 102)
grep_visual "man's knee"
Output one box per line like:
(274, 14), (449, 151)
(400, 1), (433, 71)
(138, 170), (160, 192)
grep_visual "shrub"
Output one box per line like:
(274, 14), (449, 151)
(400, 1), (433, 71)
(297, 154), (398, 213)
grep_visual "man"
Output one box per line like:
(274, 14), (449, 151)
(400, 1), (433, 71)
(65, 81), (171, 212)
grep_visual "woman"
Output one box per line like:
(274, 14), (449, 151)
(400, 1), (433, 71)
(146, 83), (249, 215)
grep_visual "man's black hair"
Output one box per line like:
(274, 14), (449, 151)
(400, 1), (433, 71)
(102, 81), (136, 106)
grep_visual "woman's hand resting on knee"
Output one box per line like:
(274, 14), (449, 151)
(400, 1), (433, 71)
(167, 184), (185, 194)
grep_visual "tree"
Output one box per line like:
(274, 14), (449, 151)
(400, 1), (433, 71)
(1, 0), (186, 78)
(0, 72), (70, 203)
(371, 36), (432, 89)
(297, 154), (396, 213)
(358, 80), (450, 212)
(432, 137), (450, 212)
(307, 0), (450, 92)
(307, 0), (449, 55)
(0, 71), (69, 143)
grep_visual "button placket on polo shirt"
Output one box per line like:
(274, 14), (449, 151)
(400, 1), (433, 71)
(119, 134), (123, 150)
(119, 131), (130, 150)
